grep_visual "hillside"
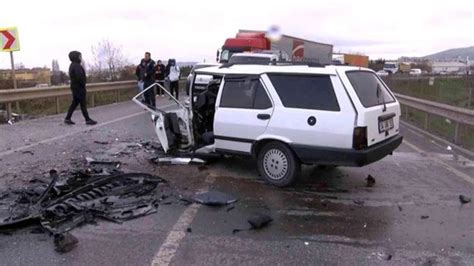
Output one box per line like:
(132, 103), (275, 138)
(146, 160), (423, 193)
(422, 46), (474, 60)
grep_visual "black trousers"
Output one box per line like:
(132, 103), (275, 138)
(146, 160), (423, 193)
(65, 96), (90, 121)
(144, 82), (156, 107)
(157, 81), (164, 96)
(170, 81), (179, 100)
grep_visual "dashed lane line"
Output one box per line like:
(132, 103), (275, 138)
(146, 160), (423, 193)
(151, 175), (215, 266)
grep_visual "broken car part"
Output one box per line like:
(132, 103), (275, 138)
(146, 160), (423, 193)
(194, 190), (237, 206)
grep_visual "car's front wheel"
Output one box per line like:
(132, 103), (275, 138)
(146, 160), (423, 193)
(257, 142), (300, 187)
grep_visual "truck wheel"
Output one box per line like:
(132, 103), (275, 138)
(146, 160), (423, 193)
(257, 142), (300, 187)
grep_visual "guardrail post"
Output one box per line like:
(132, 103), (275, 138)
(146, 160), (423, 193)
(6, 102), (12, 121)
(424, 113), (429, 130)
(55, 97), (60, 114)
(91, 93), (95, 107)
(454, 122), (460, 144)
(116, 90), (120, 103)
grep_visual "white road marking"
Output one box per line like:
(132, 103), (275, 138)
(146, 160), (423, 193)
(0, 102), (178, 158)
(151, 175), (215, 266)
(404, 139), (474, 185)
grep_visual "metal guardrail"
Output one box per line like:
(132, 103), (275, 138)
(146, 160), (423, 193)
(395, 93), (474, 144)
(0, 81), (137, 119)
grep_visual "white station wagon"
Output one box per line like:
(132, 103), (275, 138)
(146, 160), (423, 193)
(134, 63), (403, 187)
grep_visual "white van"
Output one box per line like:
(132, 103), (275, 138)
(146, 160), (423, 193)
(134, 63), (403, 186)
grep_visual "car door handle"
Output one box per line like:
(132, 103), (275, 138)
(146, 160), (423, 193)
(257, 114), (271, 120)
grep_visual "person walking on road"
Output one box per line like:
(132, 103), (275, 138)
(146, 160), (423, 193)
(64, 51), (97, 125)
(165, 59), (180, 100)
(140, 52), (156, 107)
(155, 60), (166, 97)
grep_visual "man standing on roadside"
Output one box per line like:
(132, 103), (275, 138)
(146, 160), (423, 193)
(155, 60), (166, 97)
(64, 51), (97, 125)
(141, 52), (156, 107)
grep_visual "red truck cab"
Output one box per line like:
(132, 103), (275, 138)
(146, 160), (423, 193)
(218, 32), (270, 63)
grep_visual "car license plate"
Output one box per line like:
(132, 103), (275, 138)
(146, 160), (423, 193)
(378, 118), (394, 133)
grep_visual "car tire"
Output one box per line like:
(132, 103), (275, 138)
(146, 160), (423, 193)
(257, 142), (300, 187)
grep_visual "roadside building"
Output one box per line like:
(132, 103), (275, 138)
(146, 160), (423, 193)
(0, 67), (52, 87)
(431, 61), (468, 74)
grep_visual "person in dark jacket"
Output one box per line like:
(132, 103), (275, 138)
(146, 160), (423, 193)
(140, 52), (156, 107)
(155, 60), (166, 97)
(64, 51), (97, 125)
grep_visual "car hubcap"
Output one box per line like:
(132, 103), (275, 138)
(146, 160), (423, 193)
(263, 149), (288, 180)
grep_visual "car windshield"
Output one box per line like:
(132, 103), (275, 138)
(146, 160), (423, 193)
(229, 56), (271, 65)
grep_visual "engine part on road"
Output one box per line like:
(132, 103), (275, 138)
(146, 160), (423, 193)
(194, 190), (237, 206)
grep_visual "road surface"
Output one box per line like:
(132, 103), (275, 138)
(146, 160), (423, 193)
(0, 98), (473, 265)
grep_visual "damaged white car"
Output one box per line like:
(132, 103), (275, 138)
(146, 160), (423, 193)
(133, 63), (403, 187)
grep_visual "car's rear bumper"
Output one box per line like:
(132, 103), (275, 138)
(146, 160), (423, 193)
(290, 135), (403, 167)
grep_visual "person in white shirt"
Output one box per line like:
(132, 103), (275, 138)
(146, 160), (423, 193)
(165, 58), (181, 100)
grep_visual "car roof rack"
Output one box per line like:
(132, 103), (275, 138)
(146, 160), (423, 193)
(219, 60), (325, 69)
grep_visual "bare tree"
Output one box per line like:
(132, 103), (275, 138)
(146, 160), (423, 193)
(89, 40), (128, 82)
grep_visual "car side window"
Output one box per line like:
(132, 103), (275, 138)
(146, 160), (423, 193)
(268, 74), (340, 111)
(220, 77), (272, 109)
(253, 81), (272, 109)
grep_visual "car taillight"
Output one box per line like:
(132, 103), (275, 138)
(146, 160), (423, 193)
(353, 127), (367, 150)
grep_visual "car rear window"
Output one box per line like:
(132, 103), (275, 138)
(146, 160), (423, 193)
(346, 71), (395, 108)
(268, 74), (340, 111)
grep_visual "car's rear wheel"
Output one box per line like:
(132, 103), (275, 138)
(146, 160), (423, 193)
(257, 142), (300, 187)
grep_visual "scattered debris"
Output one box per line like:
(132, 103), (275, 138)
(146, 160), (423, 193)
(398, 205), (403, 212)
(94, 141), (109, 145)
(373, 251), (392, 261)
(248, 214), (273, 229)
(459, 195), (471, 204)
(21, 151), (34, 155)
(152, 157), (205, 165)
(54, 232), (78, 253)
(363, 223), (367, 228)
(194, 190), (237, 206)
(198, 165), (208, 171)
(446, 146), (452, 151)
(232, 214), (273, 234)
(0, 169), (167, 237)
(186, 227), (192, 233)
(7, 119), (14, 125)
(304, 242), (309, 246)
(226, 206), (235, 212)
(366, 175), (376, 187)
(421, 215), (429, 219)
(353, 199), (365, 206)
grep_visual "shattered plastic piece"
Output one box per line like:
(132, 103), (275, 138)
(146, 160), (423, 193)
(54, 232), (78, 253)
(194, 191), (237, 206)
(446, 146), (452, 151)
(21, 151), (34, 155)
(7, 119), (14, 125)
(94, 141), (109, 145)
(186, 227), (192, 233)
(353, 200), (365, 205)
(459, 195), (471, 204)
(421, 215), (429, 219)
(232, 214), (273, 234)
(304, 242), (309, 246)
(226, 206), (235, 212)
(248, 214), (273, 229)
(366, 175), (376, 187)
(398, 205), (403, 212)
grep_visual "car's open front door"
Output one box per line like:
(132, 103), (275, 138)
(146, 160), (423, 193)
(132, 82), (192, 153)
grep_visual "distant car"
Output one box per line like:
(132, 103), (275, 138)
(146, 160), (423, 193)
(186, 63), (220, 94)
(376, 70), (389, 77)
(409, 68), (422, 76)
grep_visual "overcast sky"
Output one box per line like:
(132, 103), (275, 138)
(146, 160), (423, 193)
(1, 0), (472, 71)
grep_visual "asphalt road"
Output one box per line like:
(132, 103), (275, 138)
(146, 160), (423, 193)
(0, 98), (473, 265)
